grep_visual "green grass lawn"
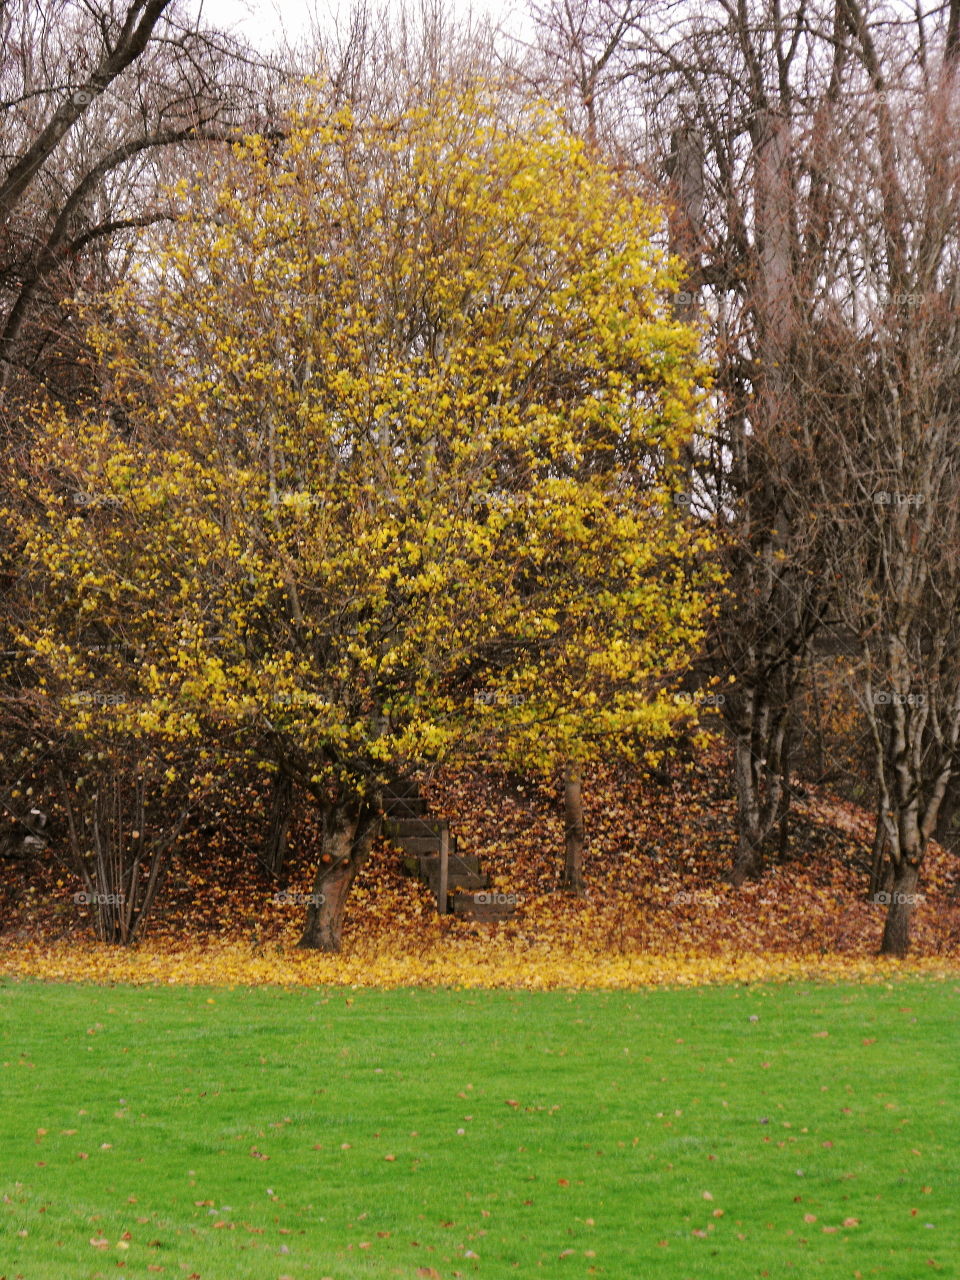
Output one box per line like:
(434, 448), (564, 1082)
(0, 976), (956, 1279)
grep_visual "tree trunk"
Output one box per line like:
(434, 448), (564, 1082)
(561, 760), (585, 892)
(297, 801), (378, 953)
(869, 806), (894, 896)
(728, 835), (763, 888)
(775, 718), (795, 861)
(727, 690), (797, 886)
(261, 772), (294, 879)
(728, 735), (764, 886)
(880, 861), (921, 957)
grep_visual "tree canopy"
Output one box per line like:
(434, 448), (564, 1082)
(16, 89), (714, 796)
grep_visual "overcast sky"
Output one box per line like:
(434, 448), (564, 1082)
(192, 0), (532, 47)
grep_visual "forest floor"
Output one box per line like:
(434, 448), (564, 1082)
(1, 740), (959, 988)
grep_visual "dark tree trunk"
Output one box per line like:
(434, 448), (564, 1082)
(728, 836), (763, 888)
(869, 806), (894, 896)
(561, 760), (585, 892)
(728, 735), (765, 886)
(727, 696), (795, 886)
(261, 772), (294, 879)
(880, 861), (921, 957)
(297, 801), (379, 953)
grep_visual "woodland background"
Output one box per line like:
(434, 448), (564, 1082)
(3, 0), (960, 972)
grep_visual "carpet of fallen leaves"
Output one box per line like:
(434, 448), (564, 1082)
(2, 741), (959, 988)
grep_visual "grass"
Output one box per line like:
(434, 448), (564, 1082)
(0, 976), (957, 1279)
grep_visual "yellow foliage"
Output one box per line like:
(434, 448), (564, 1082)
(2, 936), (952, 991)
(12, 87), (719, 802)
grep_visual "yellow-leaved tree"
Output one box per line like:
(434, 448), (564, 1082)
(14, 85), (716, 950)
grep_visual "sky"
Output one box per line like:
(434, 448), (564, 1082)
(192, 0), (533, 48)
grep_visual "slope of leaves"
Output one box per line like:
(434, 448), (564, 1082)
(1, 741), (958, 987)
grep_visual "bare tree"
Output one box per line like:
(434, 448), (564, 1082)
(528, 0), (848, 883)
(802, 29), (960, 952)
(0, 0), (277, 414)
(527, 0), (960, 916)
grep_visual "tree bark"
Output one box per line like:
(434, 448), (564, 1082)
(261, 772), (294, 879)
(728, 733), (764, 886)
(561, 759), (585, 892)
(297, 801), (378, 952)
(727, 683), (797, 886)
(728, 840), (762, 888)
(879, 861), (921, 957)
(869, 805), (893, 896)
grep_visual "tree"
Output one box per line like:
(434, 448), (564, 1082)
(0, 0), (271, 413)
(0, 0), (281, 878)
(527, 0), (960, 907)
(802, 41), (960, 954)
(528, 0), (852, 885)
(11, 85), (715, 951)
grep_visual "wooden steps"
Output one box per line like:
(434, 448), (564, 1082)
(382, 782), (514, 919)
